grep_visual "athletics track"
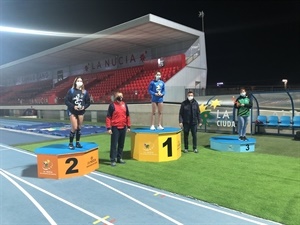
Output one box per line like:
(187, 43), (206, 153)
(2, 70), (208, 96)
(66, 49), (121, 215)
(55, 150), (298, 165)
(0, 119), (281, 225)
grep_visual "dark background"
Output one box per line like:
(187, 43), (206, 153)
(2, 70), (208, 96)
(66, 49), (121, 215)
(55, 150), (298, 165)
(0, 0), (299, 86)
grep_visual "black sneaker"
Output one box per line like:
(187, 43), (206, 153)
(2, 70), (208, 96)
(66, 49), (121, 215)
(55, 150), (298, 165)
(76, 142), (83, 148)
(243, 136), (248, 141)
(69, 143), (75, 150)
(117, 159), (126, 164)
(239, 136), (243, 141)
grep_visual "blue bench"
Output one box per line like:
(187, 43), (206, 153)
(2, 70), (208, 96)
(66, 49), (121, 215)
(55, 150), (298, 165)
(255, 115), (300, 134)
(278, 116), (292, 128)
(292, 116), (300, 128)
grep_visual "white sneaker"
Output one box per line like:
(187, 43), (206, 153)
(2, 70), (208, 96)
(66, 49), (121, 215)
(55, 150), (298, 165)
(157, 125), (164, 130)
(150, 125), (156, 130)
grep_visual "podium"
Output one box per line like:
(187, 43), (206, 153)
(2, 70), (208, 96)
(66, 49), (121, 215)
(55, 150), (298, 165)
(131, 127), (181, 162)
(210, 136), (256, 152)
(35, 142), (99, 179)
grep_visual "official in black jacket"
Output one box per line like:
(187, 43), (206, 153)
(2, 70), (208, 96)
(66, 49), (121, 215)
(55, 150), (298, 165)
(65, 76), (91, 150)
(179, 91), (201, 153)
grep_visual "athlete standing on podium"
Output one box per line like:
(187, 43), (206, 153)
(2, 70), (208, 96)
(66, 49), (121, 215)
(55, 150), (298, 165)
(234, 88), (252, 141)
(148, 72), (165, 130)
(65, 76), (91, 150)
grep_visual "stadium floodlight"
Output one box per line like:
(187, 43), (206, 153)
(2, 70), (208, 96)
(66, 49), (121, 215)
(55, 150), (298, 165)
(217, 82), (224, 87)
(282, 79), (288, 89)
(0, 26), (86, 37)
(0, 26), (124, 39)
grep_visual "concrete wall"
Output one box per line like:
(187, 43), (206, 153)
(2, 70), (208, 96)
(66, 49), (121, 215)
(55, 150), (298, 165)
(1, 103), (181, 128)
(128, 103), (180, 127)
(164, 57), (207, 102)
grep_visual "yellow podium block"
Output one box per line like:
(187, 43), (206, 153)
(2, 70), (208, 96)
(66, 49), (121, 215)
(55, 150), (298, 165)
(35, 142), (99, 179)
(131, 127), (181, 162)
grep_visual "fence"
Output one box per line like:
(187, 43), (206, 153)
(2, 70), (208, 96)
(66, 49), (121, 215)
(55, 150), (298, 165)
(195, 90), (300, 136)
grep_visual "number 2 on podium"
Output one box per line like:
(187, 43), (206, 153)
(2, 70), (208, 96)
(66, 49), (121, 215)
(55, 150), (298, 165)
(163, 137), (172, 157)
(65, 158), (79, 174)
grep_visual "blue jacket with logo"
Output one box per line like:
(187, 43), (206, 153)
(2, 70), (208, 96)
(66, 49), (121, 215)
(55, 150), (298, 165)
(148, 79), (165, 103)
(65, 88), (91, 115)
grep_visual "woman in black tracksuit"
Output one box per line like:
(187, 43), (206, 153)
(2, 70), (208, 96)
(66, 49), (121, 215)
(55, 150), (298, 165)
(65, 76), (91, 150)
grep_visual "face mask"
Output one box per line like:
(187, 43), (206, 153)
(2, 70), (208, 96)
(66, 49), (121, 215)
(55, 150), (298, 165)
(188, 96), (194, 101)
(240, 92), (246, 97)
(155, 75), (161, 81)
(116, 96), (123, 101)
(76, 81), (83, 88)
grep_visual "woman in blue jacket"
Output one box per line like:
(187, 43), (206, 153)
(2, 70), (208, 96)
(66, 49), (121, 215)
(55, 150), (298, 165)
(148, 72), (165, 130)
(65, 76), (91, 149)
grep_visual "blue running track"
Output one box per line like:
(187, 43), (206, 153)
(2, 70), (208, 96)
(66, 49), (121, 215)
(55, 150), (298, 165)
(0, 119), (281, 225)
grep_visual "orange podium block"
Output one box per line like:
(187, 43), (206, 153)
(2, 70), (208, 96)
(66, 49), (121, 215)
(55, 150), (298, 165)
(131, 127), (181, 162)
(34, 142), (99, 179)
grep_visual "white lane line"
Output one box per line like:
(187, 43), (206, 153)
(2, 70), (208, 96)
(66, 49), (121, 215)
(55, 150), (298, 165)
(91, 172), (275, 225)
(0, 144), (37, 156)
(0, 127), (63, 139)
(0, 145), (278, 225)
(1, 169), (114, 225)
(0, 169), (57, 225)
(85, 174), (184, 225)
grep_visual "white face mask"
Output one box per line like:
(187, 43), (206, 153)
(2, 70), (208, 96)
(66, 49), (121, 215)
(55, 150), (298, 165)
(240, 92), (246, 97)
(188, 96), (194, 101)
(155, 75), (161, 81)
(76, 81), (83, 88)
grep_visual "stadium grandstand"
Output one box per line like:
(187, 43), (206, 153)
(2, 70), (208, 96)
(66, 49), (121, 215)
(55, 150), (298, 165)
(1, 13), (299, 136)
(0, 14), (206, 106)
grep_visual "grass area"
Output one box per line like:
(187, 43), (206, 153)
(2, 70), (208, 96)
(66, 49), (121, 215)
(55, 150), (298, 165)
(15, 129), (300, 225)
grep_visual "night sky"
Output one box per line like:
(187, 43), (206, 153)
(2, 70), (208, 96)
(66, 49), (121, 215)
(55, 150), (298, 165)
(0, 0), (299, 86)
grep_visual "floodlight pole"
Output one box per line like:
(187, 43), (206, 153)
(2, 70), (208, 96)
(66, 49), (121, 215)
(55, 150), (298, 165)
(199, 11), (205, 32)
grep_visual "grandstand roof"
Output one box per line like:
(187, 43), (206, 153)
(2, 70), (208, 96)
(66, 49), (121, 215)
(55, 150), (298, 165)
(0, 14), (201, 79)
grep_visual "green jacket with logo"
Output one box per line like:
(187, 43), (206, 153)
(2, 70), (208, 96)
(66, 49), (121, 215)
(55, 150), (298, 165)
(234, 95), (252, 116)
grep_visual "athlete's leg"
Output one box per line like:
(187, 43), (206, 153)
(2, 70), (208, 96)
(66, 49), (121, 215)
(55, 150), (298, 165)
(157, 102), (163, 127)
(150, 102), (157, 129)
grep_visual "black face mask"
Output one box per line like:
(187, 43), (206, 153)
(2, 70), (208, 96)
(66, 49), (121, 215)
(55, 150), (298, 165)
(116, 96), (123, 101)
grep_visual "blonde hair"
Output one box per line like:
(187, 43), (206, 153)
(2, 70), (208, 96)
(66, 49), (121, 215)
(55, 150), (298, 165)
(72, 76), (85, 92)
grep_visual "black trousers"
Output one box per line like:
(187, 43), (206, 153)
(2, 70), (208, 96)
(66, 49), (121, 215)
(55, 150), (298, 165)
(110, 126), (126, 162)
(183, 123), (198, 150)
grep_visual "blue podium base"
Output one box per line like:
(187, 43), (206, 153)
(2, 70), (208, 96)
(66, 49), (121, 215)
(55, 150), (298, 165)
(210, 136), (256, 152)
(131, 127), (181, 134)
(35, 142), (98, 155)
